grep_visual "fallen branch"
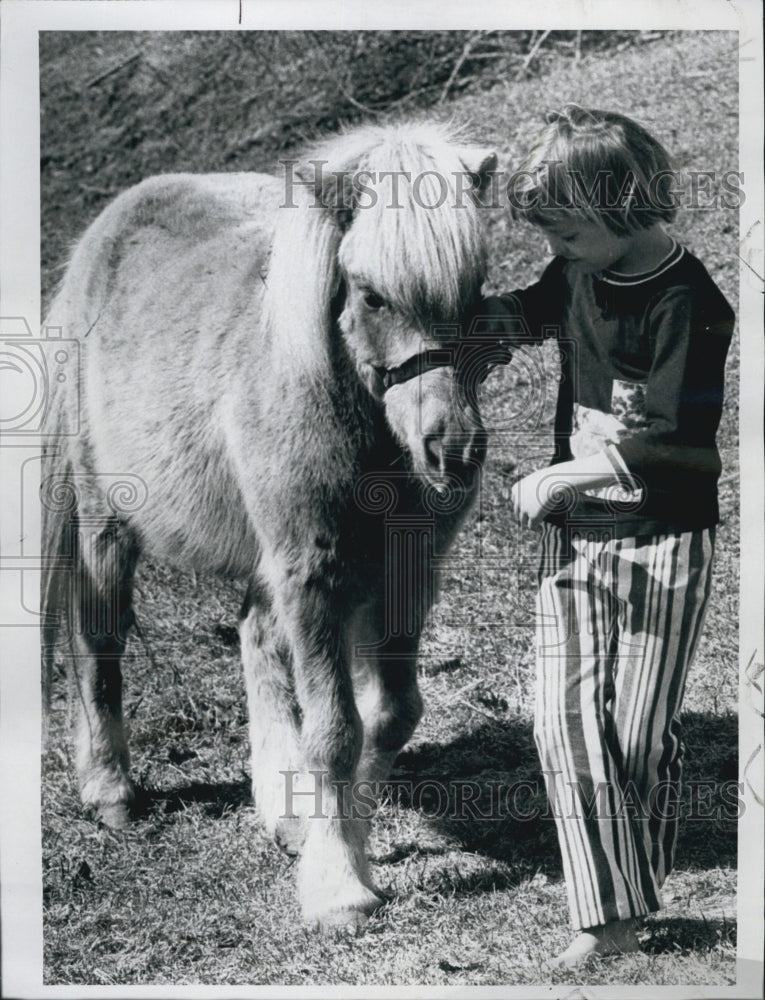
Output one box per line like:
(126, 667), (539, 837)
(78, 182), (117, 197)
(459, 699), (504, 723)
(86, 51), (141, 88)
(717, 472), (739, 487)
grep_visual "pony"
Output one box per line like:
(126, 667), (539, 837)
(42, 121), (498, 930)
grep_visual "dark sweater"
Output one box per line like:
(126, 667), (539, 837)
(488, 243), (735, 537)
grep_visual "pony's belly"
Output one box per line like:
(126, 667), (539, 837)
(85, 413), (259, 578)
(128, 477), (259, 577)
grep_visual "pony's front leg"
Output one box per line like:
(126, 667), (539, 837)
(281, 583), (383, 930)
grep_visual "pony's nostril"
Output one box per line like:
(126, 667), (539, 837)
(424, 428), (486, 481)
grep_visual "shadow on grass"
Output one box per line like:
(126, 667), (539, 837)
(134, 779), (252, 820)
(125, 712), (736, 892)
(389, 710), (738, 878)
(641, 915), (737, 954)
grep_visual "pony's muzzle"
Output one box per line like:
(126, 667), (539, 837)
(423, 425), (487, 489)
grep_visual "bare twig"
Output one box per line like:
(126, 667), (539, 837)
(311, 36), (379, 116)
(443, 73), (480, 96)
(386, 85), (438, 110)
(516, 29), (552, 80)
(452, 52), (512, 61)
(439, 31), (485, 104)
(446, 678), (484, 703)
(340, 71), (380, 115)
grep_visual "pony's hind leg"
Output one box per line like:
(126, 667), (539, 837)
(355, 654), (423, 786)
(350, 601), (423, 785)
(239, 580), (304, 855)
(70, 513), (139, 828)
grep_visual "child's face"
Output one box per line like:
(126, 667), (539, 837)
(537, 214), (631, 274)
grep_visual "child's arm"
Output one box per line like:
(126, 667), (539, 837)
(473, 256), (567, 351)
(511, 452), (624, 529)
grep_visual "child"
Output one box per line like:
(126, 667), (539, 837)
(484, 105), (734, 968)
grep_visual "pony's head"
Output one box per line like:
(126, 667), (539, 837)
(265, 121), (497, 495)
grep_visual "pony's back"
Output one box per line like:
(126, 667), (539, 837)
(44, 172), (284, 575)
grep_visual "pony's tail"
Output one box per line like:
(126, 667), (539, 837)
(40, 343), (78, 740)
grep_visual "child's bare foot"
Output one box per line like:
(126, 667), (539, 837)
(549, 919), (640, 969)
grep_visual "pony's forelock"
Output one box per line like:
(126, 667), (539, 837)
(334, 122), (487, 324)
(264, 122), (489, 368)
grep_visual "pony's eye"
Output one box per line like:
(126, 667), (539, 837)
(363, 290), (385, 311)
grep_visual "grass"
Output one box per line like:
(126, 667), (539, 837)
(40, 29), (739, 987)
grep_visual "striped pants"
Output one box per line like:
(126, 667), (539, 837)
(534, 523), (715, 930)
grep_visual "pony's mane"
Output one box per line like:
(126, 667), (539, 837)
(263, 121), (488, 379)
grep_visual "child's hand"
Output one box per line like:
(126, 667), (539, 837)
(511, 468), (568, 530)
(479, 295), (517, 337)
(511, 454), (619, 529)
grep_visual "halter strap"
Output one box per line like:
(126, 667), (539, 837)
(374, 337), (514, 391)
(374, 348), (456, 390)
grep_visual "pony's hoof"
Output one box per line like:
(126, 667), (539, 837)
(310, 888), (384, 933)
(95, 802), (133, 829)
(274, 817), (304, 857)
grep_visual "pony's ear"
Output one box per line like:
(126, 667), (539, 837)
(459, 149), (499, 201)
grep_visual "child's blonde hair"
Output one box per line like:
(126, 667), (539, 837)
(511, 104), (677, 235)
